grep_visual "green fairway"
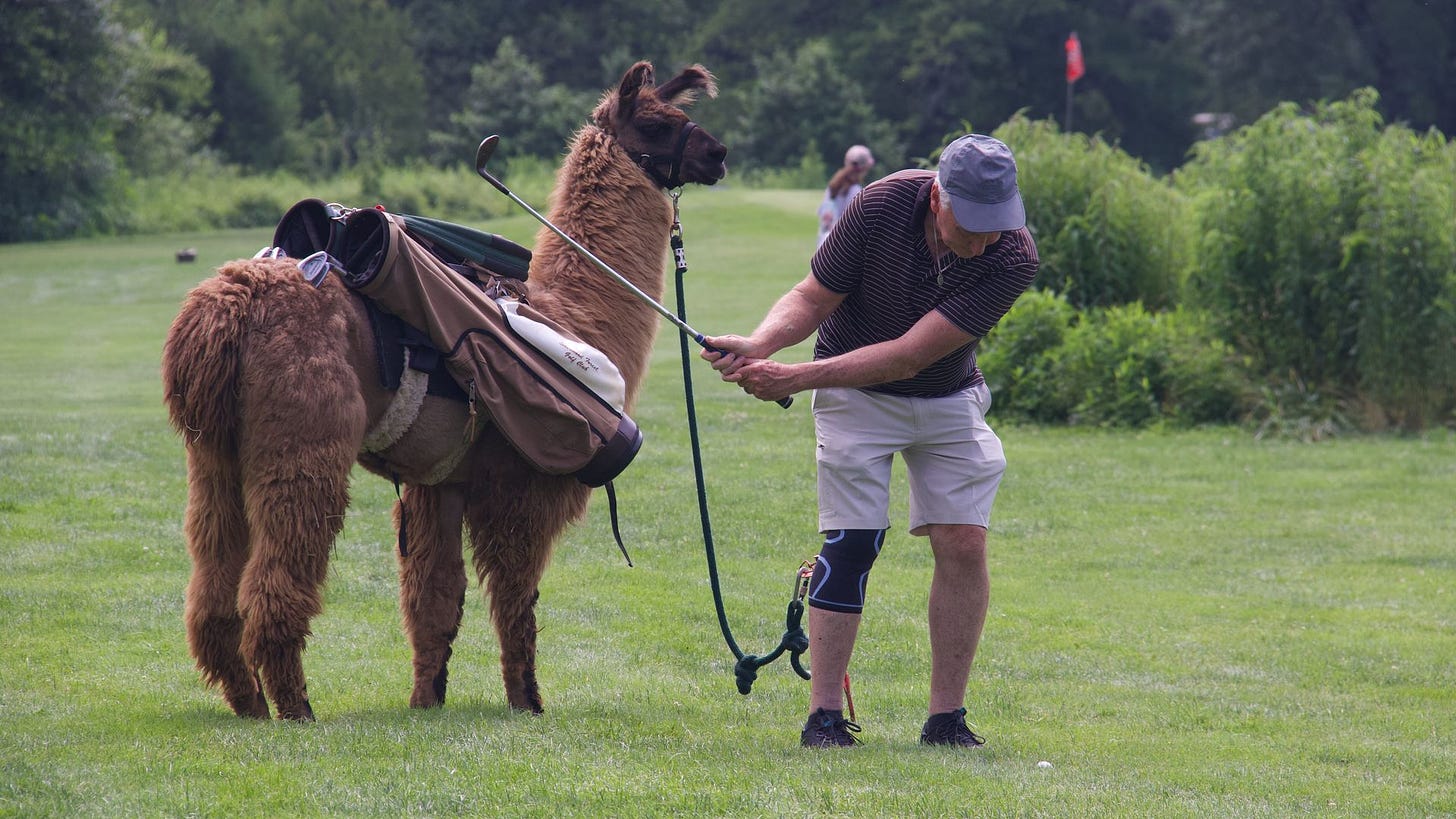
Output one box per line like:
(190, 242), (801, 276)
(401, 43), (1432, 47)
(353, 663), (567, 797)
(1, 188), (1452, 817)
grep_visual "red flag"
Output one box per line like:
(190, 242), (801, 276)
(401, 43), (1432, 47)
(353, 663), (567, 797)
(1065, 32), (1085, 84)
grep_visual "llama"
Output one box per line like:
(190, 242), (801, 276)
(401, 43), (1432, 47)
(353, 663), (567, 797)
(161, 61), (727, 720)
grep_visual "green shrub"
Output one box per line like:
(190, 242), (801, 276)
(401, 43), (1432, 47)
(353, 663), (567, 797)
(1160, 308), (1257, 425)
(360, 162), (504, 223)
(1249, 375), (1353, 442)
(1176, 88), (1456, 429)
(979, 289), (1078, 422)
(123, 160), (318, 233)
(1343, 127), (1456, 429)
(1050, 303), (1169, 427)
(116, 155), (564, 235)
(994, 115), (1189, 310)
(984, 296), (1254, 428)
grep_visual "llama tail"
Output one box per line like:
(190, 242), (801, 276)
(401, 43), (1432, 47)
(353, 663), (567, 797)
(162, 262), (256, 454)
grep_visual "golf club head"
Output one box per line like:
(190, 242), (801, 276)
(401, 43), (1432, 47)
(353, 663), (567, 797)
(474, 134), (500, 177)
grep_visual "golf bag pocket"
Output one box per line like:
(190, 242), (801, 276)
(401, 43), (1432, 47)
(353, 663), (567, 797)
(334, 206), (641, 486)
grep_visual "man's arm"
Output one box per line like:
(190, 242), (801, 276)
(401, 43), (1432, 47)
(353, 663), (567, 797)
(702, 272), (845, 360)
(719, 309), (976, 403)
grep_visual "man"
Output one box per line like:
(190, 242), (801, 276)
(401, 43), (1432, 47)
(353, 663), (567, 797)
(702, 134), (1039, 748)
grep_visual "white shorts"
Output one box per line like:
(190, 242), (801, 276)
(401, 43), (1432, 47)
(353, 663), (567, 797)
(812, 384), (1006, 535)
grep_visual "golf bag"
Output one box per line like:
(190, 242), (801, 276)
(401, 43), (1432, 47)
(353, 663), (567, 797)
(272, 199), (641, 487)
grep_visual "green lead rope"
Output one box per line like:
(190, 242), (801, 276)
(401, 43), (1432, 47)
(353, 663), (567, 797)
(669, 195), (811, 694)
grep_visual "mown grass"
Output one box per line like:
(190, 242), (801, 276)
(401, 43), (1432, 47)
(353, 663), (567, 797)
(1, 187), (1453, 817)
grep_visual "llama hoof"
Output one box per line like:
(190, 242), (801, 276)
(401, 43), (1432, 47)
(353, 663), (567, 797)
(409, 691), (444, 709)
(508, 700), (545, 716)
(277, 700), (316, 722)
(228, 692), (271, 720)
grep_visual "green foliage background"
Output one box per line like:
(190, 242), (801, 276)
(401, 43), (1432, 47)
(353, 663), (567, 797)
(2, 0), (1453, 429)
(2, 204), (1454, 816)
(6, 0), (1456, 241)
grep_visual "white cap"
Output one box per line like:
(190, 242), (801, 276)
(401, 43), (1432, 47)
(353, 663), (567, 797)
(844, 145), (875, 169)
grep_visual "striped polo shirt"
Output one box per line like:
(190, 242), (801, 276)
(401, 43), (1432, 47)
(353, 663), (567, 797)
(810, 168), (1039, 397)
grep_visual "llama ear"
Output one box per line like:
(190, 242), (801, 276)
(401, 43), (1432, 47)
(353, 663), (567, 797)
(596, 61), (656, 126)
(655, 65), (718, 108)
(617, 61), (656, 106)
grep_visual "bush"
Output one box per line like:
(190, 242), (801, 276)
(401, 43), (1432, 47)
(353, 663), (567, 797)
(1343, 127), (1456, 429)
(978, 289), (1078, 422)
(114, 156), (562, 236)
(982, 296), (1253, 428)
(359, 162), (518, 223)
(1176, 88), (1456, 429)
(124, 162), (316, 234)
(993, 115), (1190, 311)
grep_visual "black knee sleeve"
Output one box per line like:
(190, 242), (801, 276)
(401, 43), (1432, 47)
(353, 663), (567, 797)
(806, 529), (886, 614)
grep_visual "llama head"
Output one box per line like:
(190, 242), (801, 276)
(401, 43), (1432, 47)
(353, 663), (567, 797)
(593, 61), (728, 188)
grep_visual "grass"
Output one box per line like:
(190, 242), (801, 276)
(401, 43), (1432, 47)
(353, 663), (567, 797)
(1, 186), (1453, 817)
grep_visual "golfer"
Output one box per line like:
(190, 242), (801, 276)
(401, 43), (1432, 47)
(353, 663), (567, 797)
(703, 134), (1039, 748)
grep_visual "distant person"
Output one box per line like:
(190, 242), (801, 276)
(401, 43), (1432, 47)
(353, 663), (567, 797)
(703, 134), (1039, 749)
(816, 145), (875, 247)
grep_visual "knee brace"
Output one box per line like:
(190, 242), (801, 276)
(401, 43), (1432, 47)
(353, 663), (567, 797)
(806, 529), (886, 614)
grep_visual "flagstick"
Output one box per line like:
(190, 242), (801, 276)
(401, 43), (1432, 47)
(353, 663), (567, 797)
(1063, 31), (1084, 133)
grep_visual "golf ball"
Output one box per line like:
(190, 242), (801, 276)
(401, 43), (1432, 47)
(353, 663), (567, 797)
(1036, 760), (1053, 769)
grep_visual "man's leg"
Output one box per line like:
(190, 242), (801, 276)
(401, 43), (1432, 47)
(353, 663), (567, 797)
(804, 527), (884, 711)
(926, 523), (989, 714)
(808, 607), (860, 711)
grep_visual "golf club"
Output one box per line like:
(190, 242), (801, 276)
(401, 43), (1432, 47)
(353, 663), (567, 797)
(474, 134), (791, 409)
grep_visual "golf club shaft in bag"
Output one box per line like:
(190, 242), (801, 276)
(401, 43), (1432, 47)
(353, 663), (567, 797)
(474, 135), (792, 410)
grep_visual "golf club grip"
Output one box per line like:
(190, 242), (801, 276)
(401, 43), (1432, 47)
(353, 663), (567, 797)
(696, 337), (793, 409)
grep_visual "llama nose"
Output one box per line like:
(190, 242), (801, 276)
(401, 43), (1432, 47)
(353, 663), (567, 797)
(708, 143), (728, 164)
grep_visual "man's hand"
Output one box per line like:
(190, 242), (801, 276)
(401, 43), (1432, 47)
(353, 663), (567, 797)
(725, 358), (798, 402)
(700, 336), (797, 402)
(700, 334), (758, 376)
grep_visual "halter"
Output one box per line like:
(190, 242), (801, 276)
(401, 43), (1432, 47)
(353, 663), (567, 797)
(636, 121), (699, 190)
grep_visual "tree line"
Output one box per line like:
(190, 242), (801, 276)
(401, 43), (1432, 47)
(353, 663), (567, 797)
(3, 0), (1454, 243)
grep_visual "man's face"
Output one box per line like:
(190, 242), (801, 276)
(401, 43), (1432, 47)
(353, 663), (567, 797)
(931, 189), (1002, 258)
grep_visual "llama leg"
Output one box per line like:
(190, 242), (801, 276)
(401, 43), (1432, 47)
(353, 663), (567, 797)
(470, 486), (571, 715)
(236, 464), (350, 721)
(481, 551), (549, 715)
(181, 446), (270, 718)
(397, 484), (468, 709)
(466, 450), (588, 713)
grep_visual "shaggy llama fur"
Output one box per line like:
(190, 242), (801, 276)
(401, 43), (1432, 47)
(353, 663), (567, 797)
(161, 61), (726, 720)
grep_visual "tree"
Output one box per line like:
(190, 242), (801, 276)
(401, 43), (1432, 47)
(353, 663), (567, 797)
(715, 40), (902, 173)
(0, 0), (123, 241)
(108, 16), (217, 177)
(433, 37), (597, 167)
(403, 0), (695, 132)
(1183, 0), (1456, 141)
(274, 0), (429, 173)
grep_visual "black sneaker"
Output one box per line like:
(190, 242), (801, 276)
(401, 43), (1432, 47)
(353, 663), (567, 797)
(919, 707), (985, 747)
(800, 708), (862, 748)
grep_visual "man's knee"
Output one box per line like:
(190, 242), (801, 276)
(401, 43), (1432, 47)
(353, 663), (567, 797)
(928, 525), (988, 568)
(807, 529), (886, 614)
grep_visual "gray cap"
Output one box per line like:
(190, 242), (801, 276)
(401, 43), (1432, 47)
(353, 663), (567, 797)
(936, 134), (1025, 232)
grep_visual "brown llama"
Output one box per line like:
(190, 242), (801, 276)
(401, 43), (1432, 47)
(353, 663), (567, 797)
(161, 61), (727, 720)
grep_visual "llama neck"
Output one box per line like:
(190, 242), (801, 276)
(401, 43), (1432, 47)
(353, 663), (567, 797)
(528, 126), (674, 395)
